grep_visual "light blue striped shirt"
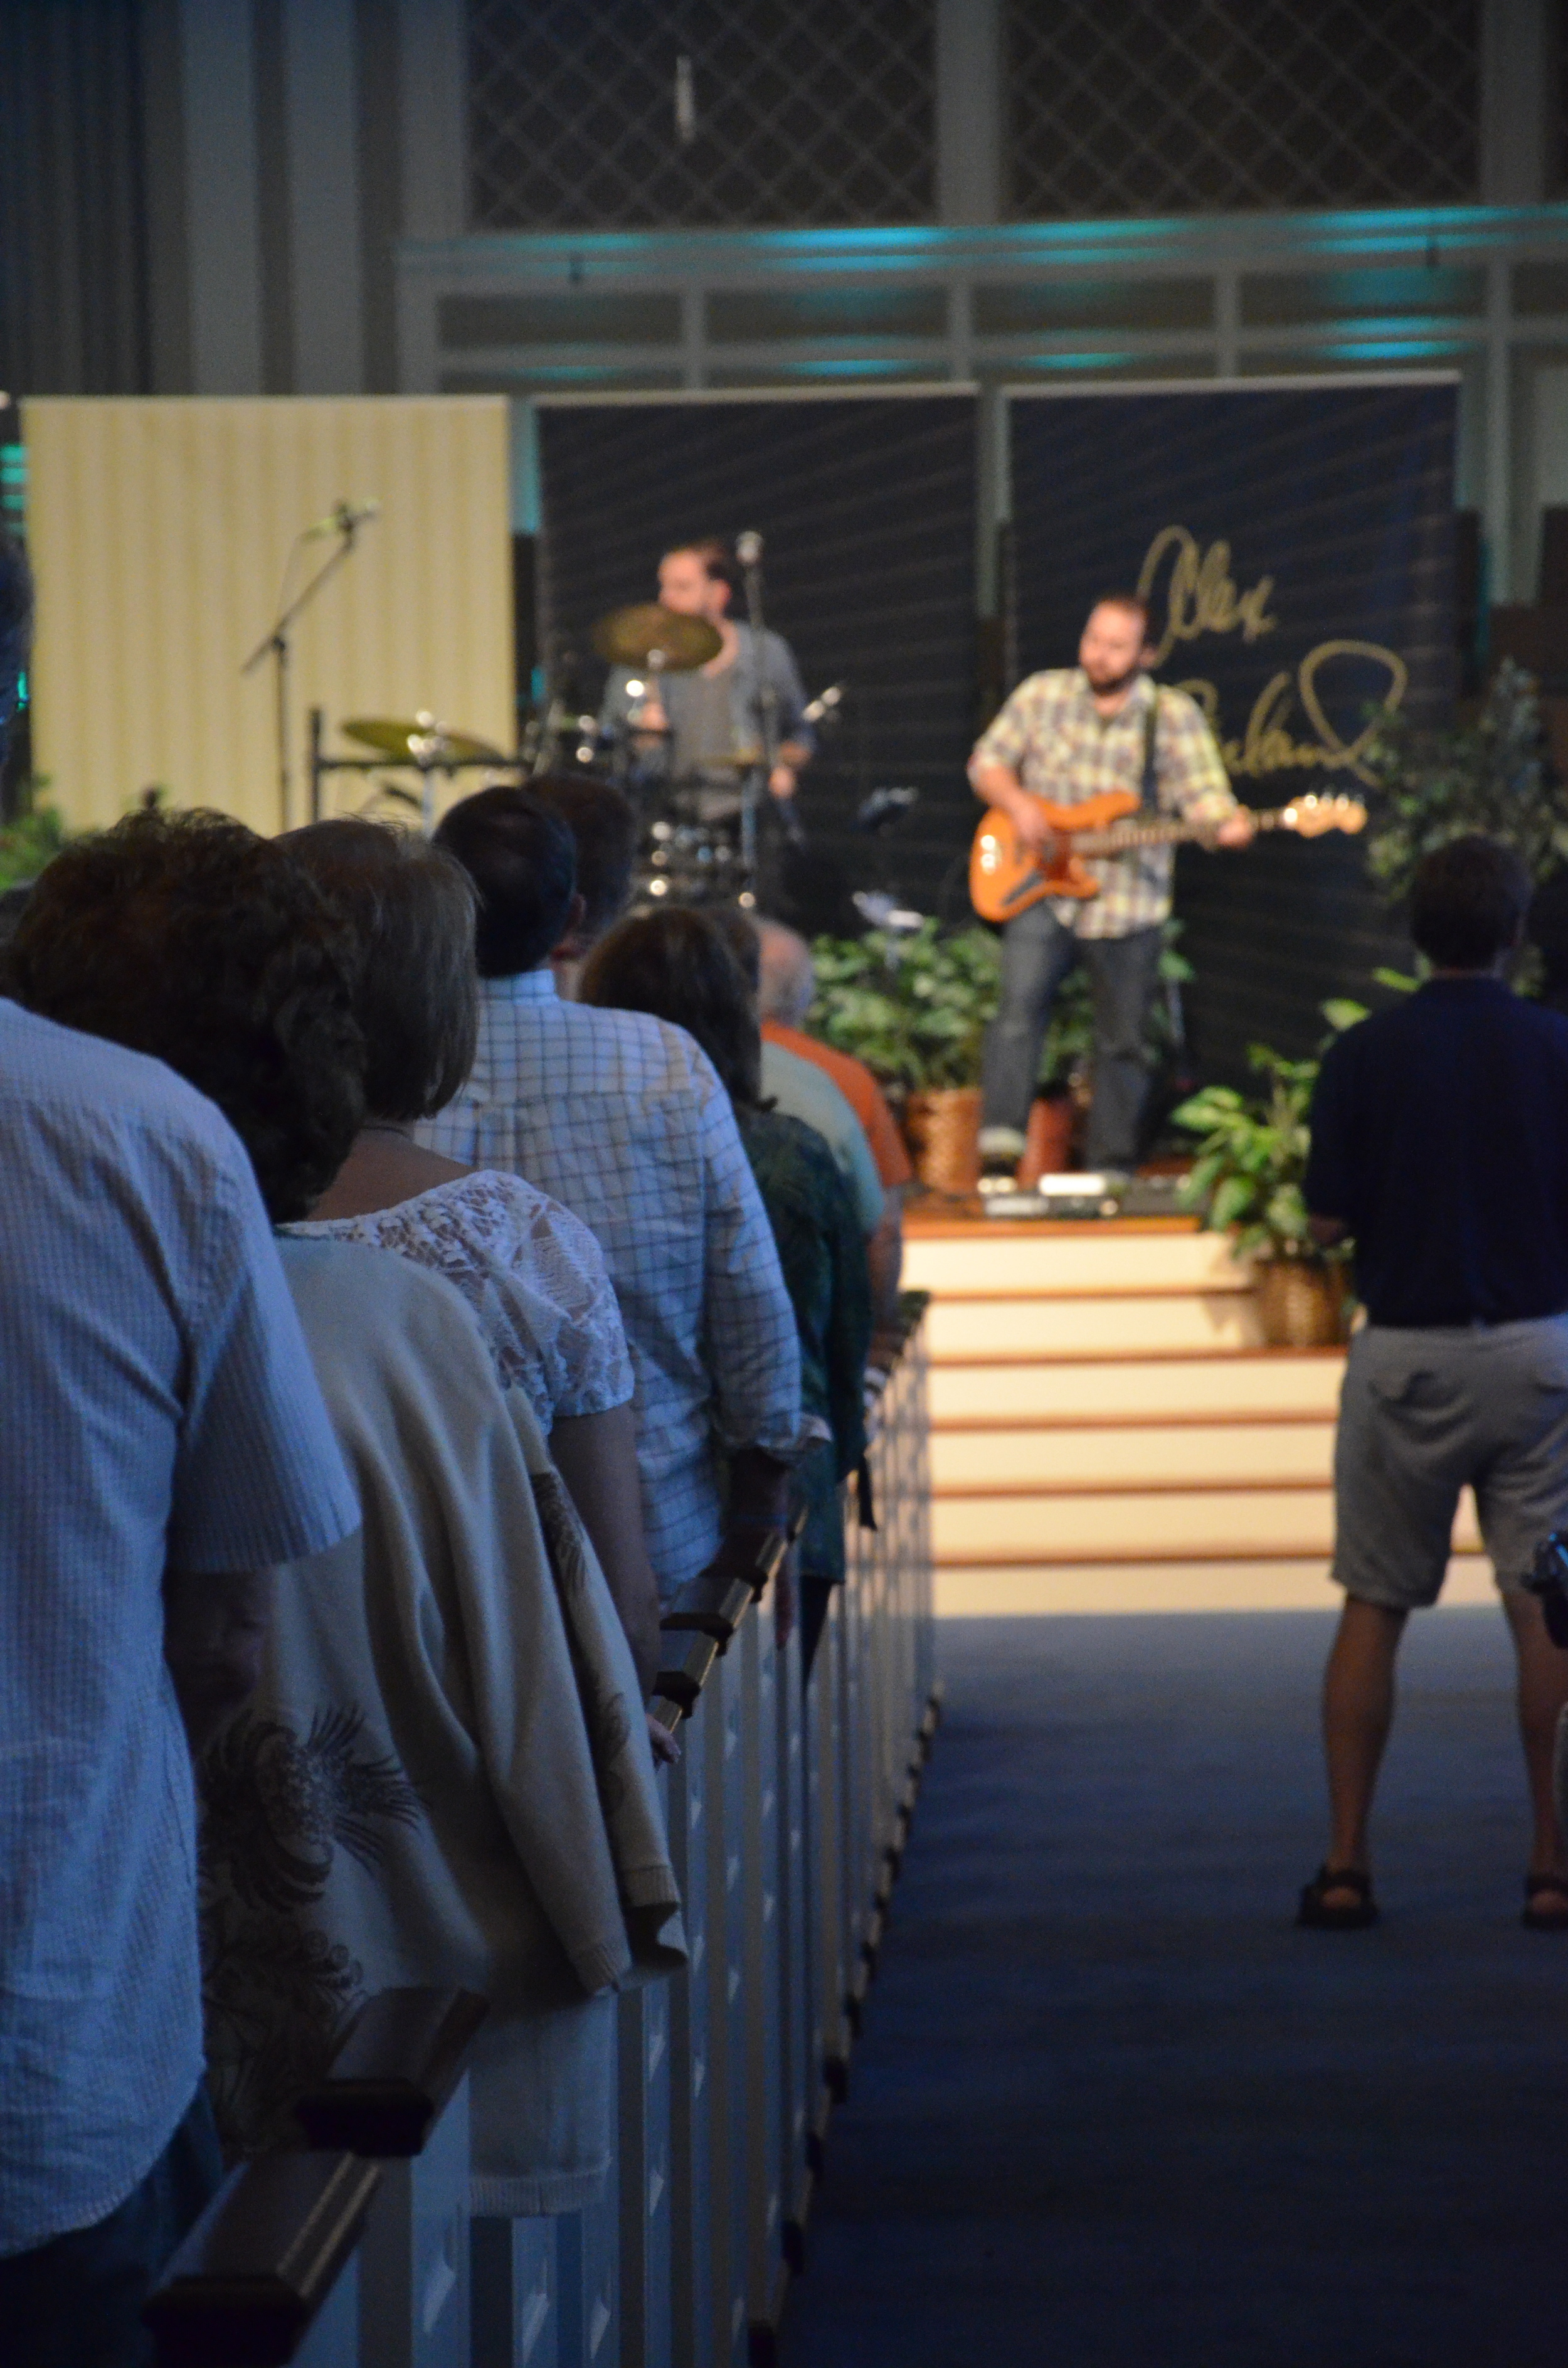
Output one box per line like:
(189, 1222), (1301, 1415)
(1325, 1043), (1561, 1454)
(0, 1003), (360, 2255)
(422, 970), (803, 1598)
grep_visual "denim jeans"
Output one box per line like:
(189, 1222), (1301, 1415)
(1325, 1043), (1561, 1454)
(0, 2084), (224, 2368)
(980, 905), (1162, 1171)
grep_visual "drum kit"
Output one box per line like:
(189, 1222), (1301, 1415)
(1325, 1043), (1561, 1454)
(310, 598), (793, 909)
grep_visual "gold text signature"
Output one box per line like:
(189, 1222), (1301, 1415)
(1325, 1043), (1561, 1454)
(1178, 640), (1409, 786)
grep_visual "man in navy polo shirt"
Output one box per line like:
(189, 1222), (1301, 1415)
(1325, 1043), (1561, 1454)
(1301, 835), (1568, 1931)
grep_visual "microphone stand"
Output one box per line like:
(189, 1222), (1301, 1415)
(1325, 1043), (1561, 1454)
(243, 510), (371, 831)
(736, 533), (797, 900)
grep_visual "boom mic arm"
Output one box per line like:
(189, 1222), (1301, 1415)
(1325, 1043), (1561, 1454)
(855, 785), (919, 834)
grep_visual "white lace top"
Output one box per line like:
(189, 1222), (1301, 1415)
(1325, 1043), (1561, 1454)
(287, 1171), (633, 1433)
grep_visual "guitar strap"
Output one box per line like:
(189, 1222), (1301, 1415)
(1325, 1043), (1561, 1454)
(1139, 687), (1162, 814)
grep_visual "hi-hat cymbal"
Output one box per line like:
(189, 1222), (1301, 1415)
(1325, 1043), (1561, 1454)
(342, 714), (502, 765)
(591, 603), (722, 672)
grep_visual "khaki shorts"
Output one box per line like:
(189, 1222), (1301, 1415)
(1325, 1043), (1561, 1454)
(1333, 1315), (1568, 1610)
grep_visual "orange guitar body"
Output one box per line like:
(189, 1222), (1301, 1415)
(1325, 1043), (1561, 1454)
(969, 792), (1140, 923)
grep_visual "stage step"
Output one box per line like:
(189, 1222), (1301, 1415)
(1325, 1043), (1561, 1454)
(933, 1556), (1495, 1618)
(907, 1221), (1245, 1298)
(928, 1351), (1344, 1425)
(930, 1420), (1335, 1492)
(926, 1290), (1263, 1361)
(931, 1485), (1483, 1567)
(904, 1210), (1361, 1612)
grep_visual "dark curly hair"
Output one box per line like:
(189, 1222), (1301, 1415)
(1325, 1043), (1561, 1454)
(283, 818), (478, 1121)
(8, 809), (364, 1221)
(1411, 834), (1531, 970)
(579, 905), (760, 1107)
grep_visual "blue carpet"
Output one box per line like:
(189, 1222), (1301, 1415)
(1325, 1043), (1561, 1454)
(780, 1610), (1568, 2368)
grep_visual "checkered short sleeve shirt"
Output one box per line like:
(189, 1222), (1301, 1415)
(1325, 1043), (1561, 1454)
(421, 972), (804, 1600)
(971, 669), (1237, 938)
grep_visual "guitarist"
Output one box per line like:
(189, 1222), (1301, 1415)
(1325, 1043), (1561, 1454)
(971, 593), (1253, 1184)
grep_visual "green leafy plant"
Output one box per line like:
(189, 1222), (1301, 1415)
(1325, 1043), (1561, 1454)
(1359, 659), (1568, 901)
(0, 804), (66, 892)
(808, 921), (1001, 1091)
(1172, 1002), (1364, 1262)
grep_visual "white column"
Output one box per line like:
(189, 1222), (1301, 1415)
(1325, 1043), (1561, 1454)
(976, 381), (1007, 617)
(935, 0), (1004, 225)
(180, 0), (263, 392)
(1480, 0), (1551, 204)
(397, 0), (467, 239)
(680, 287), (705, 390)
(282, 0), (364, 393)
(1214, 268), (1240, 380)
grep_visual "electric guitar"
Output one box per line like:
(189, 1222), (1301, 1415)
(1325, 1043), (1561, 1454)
(968, 788), (1366, 925)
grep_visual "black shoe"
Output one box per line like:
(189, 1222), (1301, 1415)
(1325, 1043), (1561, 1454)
(1522, 1872), (1568, 1931)
(1296, 1863), (1379, 1930)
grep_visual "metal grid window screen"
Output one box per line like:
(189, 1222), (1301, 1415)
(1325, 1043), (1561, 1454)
(468, 0), (935, 230)
(1008, 0), (1478, 218)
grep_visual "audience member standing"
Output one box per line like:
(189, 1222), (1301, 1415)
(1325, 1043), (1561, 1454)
(583, 908), (872, 1672)
(428, 787), (805, 1607)
(282, 818), (660, 1696)
(756, 915), (909, 1333)
(1301, 837), (1568, 1931)
(532, 771), (639, 1001)
(0, 658), (360, 2350)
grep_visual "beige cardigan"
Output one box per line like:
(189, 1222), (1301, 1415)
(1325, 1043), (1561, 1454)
(200, 1238), (683, 2214)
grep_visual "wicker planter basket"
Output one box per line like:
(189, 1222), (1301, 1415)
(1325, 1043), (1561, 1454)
(1254, 1257), (1349, 1349)
(904, 1086), (983, 1197)
(1018, 1092), (1078, 1187)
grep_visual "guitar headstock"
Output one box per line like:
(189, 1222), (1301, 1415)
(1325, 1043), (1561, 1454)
(1277, 793), (1367, 838)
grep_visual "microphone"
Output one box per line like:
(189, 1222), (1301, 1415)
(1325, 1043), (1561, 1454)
(302, 499), (381, 541)
(735, 529), (763, 568)
(855, 785), (919, 834)
(803, 681), (845, 725)
(852, 889), (926, 933)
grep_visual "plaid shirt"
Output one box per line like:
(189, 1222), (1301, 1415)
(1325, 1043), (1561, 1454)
(422, 970), (803, 1600)
(971, 669), (1236, 938)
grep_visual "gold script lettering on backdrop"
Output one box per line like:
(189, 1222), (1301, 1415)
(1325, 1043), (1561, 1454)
(1136, 524), (1277, 667)
(1177, 640), (1409, 787)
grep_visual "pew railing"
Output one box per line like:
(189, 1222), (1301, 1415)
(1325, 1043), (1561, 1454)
(517, 1288), (938, 2368)
(148, 1295), (936, 2368)
(146, 1985), (489, 2368)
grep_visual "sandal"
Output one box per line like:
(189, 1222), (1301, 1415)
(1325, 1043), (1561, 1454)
(1522, 1873), (1568, 1933)
(1296, 1863), (1379, 1930)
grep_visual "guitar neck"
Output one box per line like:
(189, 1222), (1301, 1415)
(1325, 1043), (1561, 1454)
(1073, 807), (1278, 855)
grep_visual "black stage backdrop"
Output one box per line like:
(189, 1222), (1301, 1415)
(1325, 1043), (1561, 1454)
(536, 393), (978, 934)
(1008, 381), (1456, 1085)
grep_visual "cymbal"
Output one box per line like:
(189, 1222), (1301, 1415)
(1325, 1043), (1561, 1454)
(591, 603), (722, 672)
(342, 715), (502, 765)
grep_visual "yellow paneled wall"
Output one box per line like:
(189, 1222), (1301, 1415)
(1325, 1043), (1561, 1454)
(23, 397), (513, 836)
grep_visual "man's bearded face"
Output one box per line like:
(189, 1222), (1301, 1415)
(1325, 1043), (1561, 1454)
(1078, 603), (1148, 695)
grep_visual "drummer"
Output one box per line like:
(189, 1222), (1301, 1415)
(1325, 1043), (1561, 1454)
(600, 538), (815, 826)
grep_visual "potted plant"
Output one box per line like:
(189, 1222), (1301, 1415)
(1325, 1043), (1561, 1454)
(808, 921), (1001, 1194)
(1360, 659), (1568, 902)
(1171, 1004), (1362, 1347)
